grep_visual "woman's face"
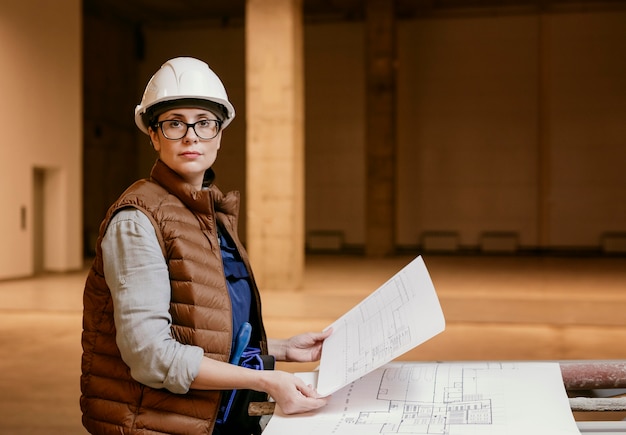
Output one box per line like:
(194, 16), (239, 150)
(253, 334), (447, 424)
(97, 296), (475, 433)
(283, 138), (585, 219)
(149, 107), (222, 190)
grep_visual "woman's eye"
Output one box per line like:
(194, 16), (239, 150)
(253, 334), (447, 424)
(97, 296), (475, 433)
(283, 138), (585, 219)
(197, 120), (211, 127)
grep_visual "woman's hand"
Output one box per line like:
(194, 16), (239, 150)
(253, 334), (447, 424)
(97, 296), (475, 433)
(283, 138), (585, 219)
(269, 328), (333, 362)
(191, 358), (329, 414)
(261, 370), (329, 414)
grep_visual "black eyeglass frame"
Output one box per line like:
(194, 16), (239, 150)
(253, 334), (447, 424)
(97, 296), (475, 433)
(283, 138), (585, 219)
(152, 119), (223, 140)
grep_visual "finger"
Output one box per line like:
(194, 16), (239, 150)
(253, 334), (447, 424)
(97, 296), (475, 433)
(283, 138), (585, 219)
(312, 329), (332, 340)
(306, 396), (329, 410)
(296, 380), (321, 398)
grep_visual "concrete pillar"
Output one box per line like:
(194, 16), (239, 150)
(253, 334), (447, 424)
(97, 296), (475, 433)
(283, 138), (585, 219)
(245, 0), (304, 289)
(365, 0), (397, 256)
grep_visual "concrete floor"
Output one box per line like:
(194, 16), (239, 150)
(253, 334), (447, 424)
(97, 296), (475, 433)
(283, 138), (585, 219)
(1, 254), (625, 434)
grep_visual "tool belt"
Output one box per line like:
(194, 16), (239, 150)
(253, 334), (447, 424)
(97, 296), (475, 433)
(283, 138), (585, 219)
(216, 347), (275, 435)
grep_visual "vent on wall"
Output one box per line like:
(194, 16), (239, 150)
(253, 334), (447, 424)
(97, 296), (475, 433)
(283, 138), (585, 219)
(601, 233), (626, 254)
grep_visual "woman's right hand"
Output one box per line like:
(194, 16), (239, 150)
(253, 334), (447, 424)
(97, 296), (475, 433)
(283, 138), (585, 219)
(190, 357), (329, 414)
(261, 370), (329, 415)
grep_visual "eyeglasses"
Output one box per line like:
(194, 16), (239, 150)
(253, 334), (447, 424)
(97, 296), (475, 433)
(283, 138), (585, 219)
(154, 119), (222, 140)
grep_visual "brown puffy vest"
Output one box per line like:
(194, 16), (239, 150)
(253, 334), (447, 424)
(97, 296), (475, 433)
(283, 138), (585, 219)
(80, 160), (267, 434)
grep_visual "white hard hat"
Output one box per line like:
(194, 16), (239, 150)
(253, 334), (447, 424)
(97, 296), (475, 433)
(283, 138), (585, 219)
(134, 57), (235, 135)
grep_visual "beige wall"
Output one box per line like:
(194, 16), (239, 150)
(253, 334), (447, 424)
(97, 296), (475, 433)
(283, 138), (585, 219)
(0, 0), (82, 279)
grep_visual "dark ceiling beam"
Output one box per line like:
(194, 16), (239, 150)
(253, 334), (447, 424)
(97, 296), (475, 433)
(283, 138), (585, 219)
(84, 0), (626, 27)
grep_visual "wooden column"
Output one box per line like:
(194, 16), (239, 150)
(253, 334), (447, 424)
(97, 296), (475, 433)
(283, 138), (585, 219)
(365, 0), (397, 256)
(537, 13), (551, 250)
(245, 0), (304, 289)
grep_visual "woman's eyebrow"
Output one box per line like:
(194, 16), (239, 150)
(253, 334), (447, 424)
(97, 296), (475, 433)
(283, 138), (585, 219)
(163, 111), (217, 120)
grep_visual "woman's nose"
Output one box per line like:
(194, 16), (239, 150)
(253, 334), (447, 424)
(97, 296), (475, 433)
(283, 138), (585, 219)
(183, 125), (199, 141)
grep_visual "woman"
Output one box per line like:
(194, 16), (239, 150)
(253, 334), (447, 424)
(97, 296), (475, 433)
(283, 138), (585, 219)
(80, 57), (330, 435)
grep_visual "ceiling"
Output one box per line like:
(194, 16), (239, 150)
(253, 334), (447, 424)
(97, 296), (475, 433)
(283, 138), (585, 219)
(84, 0), (626, 27)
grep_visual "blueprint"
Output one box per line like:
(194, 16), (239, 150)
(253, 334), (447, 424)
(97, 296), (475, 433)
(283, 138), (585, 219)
(263, 362), (581, 435)
(317, 256), (446, 396)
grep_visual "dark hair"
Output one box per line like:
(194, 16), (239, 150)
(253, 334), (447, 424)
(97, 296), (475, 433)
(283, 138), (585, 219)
(146, 99), (228, 129)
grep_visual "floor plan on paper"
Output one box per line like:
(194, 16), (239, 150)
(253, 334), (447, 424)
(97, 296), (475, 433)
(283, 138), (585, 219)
(263, 362), (581, 435)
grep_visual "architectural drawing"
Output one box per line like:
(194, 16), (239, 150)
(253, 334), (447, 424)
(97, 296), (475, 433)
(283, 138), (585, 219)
(317, 256), (445, 396)
(343, 277), (417, 377)
(263, 362), (581, 435)
(351, 363), (497, 434)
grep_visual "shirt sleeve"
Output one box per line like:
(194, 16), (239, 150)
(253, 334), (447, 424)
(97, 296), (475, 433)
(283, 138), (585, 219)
(102, 208), (204, 394)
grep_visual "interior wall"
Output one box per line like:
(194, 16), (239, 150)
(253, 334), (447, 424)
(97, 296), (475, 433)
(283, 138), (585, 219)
(82, 13), (141, 255)
(397, 15), (540, 250)
(395, 11), (626, 251)
(0, 0), (82, 279)
(304, 22), (366, 249)
(548, 12), (626, 249)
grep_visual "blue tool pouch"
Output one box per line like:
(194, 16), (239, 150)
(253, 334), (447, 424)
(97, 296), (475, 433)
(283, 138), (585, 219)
(216, 347), (275, 435)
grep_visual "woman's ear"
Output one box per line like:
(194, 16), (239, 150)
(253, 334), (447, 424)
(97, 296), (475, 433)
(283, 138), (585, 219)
(148, 127), (161, 152)
(215, 132), (222, 150)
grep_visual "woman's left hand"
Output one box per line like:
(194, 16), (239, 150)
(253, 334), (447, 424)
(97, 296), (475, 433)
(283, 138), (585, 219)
(269, 328), (333, 362)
